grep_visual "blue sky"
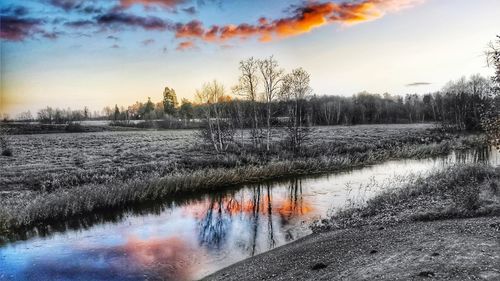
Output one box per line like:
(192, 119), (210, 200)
(1, 0), (499, 116)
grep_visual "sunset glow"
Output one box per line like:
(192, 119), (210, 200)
(1, 0), (499, 116)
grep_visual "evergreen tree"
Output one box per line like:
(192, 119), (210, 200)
(163, 87), (178, 116)
(143, 97), (155, 120)
(113, 104), (120, 121)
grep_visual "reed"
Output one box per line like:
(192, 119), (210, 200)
(321, 164), (500, 231)
(0, 137), (485, 238)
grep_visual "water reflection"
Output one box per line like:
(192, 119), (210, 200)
(197, 180), (311, 256)
(1, 147), (498, 281)
(453, 146), (496, 164)
(1, 179), (314, 281)
(19, 236), (198, 281)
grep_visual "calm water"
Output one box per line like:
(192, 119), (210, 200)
(1, 148), (499, 281)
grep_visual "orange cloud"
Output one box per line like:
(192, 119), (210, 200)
(124, 236), (198, 280)
(173, 0), (425, 45)
(182, 195), (314, 220)
(175, 20), (204, 38)
(176, 40), (195, 51)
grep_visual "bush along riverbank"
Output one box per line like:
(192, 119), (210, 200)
(0, 133), (491, 242)
(316, 164), (500, 232)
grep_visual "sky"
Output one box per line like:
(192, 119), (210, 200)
(1, 0), (499, 117)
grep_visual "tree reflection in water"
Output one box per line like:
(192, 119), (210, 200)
(266, 184), (276, 249)
(198, 194), (231, 249)
(3, 147), (497, 281)
(454, 146), (493, 164)
(197, 179), (312, 256)
(280, 178), (306, 241)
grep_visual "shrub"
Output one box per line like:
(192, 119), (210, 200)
(0, 132), (12, 157)
(450, 179), (481, 210)
(65, 123), (86, 132)
(322, 164), (500, 231)
(1, 148), (12, 157)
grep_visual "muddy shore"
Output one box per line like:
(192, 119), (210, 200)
(204, 216), (500, 281)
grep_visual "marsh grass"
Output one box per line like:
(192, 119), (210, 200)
(0, 125), (491, 239)
(319, 164), (500, 231)
(0, 138), (485, 239)
(1, 125), (464, 192)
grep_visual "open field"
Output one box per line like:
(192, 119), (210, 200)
(1, 124), (469, 194)
(0, 122), (139, 134)
(0, 124), (489, 238)
(0, 119), (202, 135)
(1, 129), (200, 193)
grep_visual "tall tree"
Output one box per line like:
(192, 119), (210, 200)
(233, 57), (260, 147)
(280, 68), (312, 152)
(197, 80), (233, 152)
(179, 98), (194, 120)
(484, 35), (500, 149)
(143, 97), (155, 120)
(83, 106), (89, 120)
(259, 56), (284, 151)
(196, 87), (218, 152)
(163, 87), (178, 116)
(113, 104), (120, 121)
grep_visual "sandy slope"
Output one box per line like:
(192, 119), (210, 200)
(203, 217), (500, 281)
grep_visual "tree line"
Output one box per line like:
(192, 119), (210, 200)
(181, 56), (497, 153)
(22, 72), (496, 132)
(12, 37), (499, 152)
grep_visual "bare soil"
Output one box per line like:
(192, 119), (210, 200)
(204, 217), (500, 281)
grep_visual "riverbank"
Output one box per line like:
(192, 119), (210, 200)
(204, 217), (500, 281)
(204, 164), (500, 281)
(0, 125), (489, 241)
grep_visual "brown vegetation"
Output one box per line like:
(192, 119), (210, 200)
(319, 164), (500, 231)
(0, 124), (489, 239)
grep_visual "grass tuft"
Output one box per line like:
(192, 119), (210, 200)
(318, 164), (500, 232)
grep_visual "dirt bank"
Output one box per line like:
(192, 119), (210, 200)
(203, 217), (500, 281)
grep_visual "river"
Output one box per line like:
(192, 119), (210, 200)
(1, 147), (498, 281)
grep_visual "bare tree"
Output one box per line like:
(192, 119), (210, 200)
(233, 57), (261, 148)
(484, 35), (500, 149)
(197, 80), (234, 152)
(196, 87), (218, 152)
(37, 107), (54, 124)
(486, 36), (500, 87)
(280, 68), (312, 152)
(259, 56), (284, 151)
(16, 111), (33, 121)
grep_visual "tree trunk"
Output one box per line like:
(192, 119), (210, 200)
(266, 103), (271, 151)
(214, 104), (223, 151)
(206, 108), (218, 152)
(252, 103), (259, 148)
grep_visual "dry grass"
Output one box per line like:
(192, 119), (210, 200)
(3, 123), (472, 192)
(319, 164), (500, 231)
(1, 130), (201, 192)
(0, 124), (489, 238)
